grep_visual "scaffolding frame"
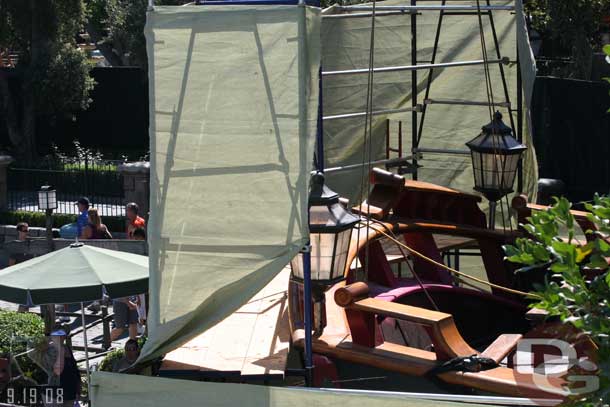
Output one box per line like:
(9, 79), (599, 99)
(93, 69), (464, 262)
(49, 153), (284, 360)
(321, 0), (523, 192)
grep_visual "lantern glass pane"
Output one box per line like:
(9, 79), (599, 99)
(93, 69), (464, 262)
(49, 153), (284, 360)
(471, 151), (483, 188)
(48, 191), (57, 210)
(290, 252), (305, 280)
(38, 191), (48, 210)
(331, 228), (352, 281)
(500, 154), (519, 190)
(310, 232), (336, 281)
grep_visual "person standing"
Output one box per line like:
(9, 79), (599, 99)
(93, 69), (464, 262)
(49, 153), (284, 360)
(80, 208), (112, 240)
(110, 296), (138, 341)
(30, 330), (81, 407)
(75, 197), (90, 238)
(126, 203), (146, 240)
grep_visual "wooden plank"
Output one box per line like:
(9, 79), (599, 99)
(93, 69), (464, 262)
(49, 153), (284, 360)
(160, 268), (290, 378)
(481, 334), (522, 364)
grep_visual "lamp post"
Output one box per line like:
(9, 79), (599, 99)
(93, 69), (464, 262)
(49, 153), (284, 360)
(38, 185), (58, 334)
(38, 185), (57, 250)
(291, 172), (360, 383)
(466, 111), (527, 229)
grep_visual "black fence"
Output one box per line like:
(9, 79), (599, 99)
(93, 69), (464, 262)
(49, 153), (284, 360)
(531, 76), (610, 203)
(7, 158), (125, 217)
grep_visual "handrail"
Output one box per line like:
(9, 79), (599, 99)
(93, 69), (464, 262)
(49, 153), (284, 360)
(336, 282), (479, 359)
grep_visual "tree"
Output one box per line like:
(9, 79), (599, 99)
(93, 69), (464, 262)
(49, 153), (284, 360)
(0, 0), (95, 162)
(85, 0), (191, 70)
(526, 0), (610, 79)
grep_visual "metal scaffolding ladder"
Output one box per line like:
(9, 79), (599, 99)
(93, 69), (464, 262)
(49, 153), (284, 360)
(320, 0), (523, 191)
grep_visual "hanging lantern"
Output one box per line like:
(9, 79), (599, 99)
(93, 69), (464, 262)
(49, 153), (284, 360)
(291, 172), (360, 286)
(466, 111), (527, 202)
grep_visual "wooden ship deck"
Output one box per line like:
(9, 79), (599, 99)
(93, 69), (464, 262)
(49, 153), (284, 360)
(159, 268), (291, 382)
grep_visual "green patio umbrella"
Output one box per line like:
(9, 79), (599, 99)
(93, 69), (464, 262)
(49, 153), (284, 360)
(0, 242), (148, 397)
(0, 242), (148, 306)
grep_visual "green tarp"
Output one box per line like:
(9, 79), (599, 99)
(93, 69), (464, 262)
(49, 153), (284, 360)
(140, 5), (319, 363)
(321, 0), (538, 205)
(91, 372), (495, 407)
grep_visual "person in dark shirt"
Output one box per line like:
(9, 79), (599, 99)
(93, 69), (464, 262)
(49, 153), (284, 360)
(9, 222), (30, 266)
(30, 330), (81, 407)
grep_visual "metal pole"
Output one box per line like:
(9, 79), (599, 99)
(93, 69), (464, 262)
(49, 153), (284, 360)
(81, 303), (92, 404)
(45, 209), (53, 251)
(336, 4), (515, 11)
(44, 209), (55, 335)
(410, 0), (418, 180)
(413, 147), (470, 155)
(302, 244), (313, 386)
(322, 11), (415, 19)
(297, 0), (314, 388)
(317, 67), (324, 172)
(323, 106), (417, 121)
(489, 200), (497, 229)
(322, 57), (509, 76)
(516, 44), (524, 193)
(417, 0), (446, 147)
(319, 155), (415, 174)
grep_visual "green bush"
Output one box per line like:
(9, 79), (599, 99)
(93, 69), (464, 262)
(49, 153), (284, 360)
(0, 211), (76, 229)
(98, 348), (124, 372)
(0, 311), (46, 383)
(98, 336), (147, 373)
(0, 211), (126, 232)
(504, 196), (610, 405)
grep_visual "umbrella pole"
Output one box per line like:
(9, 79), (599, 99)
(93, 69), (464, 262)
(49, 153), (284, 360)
(80, 302), (92, 405)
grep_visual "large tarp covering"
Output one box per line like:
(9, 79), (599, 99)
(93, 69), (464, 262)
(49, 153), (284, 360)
(91, 372), (490, 407)
(139, 5), (319, 362)
(321, 0), (538, 204)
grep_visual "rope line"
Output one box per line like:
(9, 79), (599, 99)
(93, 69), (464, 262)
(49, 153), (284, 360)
(362, 221), (541, 299)
(357, 220), (441, 311)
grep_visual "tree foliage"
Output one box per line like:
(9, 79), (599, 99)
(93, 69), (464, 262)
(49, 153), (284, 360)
(525, 0), (610, 79)
(85, 0), (190, 69)
(0, 0), (95, 161)
(504, 196), (610, 405)
(0, 311), (45, 383)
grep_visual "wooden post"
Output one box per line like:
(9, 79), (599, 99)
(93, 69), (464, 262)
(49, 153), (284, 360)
(0, 155), (13, 211)
(102, 304), (111, 350)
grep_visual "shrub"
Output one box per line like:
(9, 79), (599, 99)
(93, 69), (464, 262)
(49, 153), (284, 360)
(0, 211), (77, 229)
(0, 311), (46, 383)
(504, 196), (610, 405)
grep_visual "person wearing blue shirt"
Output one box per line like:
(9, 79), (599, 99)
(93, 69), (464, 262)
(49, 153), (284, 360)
(76, 197), (90, 238)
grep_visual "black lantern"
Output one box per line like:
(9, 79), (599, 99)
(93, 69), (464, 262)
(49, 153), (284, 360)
(466, 111), (527, 203)
(38, 185), (58, 211)
(291, 172), (360, 286)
